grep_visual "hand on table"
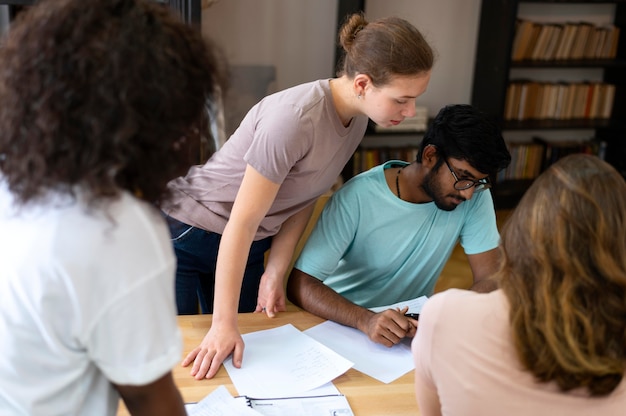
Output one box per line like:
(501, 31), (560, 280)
(364, 306), (418, 347)
(254, 271), (287, 318)
(181, 323), (244, 380)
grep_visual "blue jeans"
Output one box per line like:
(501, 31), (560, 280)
(164, 214), (272, 315)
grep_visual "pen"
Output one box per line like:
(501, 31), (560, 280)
(404, 313), (420, 320)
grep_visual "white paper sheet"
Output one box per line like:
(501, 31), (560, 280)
(369, 295), (429, 314)
(224, 324), (353, 398)
(186, 385), (262, 415)
(304, 321), (413, 384)
(302, 296), (427, 384)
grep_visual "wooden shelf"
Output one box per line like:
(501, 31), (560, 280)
(471, 0), (626, 207)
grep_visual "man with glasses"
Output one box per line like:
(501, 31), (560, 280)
(287, 104), (511, 347)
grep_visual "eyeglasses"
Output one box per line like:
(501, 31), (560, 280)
(443, 158), (491, 192)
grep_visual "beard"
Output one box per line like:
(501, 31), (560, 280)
(421, 168), (466, 211)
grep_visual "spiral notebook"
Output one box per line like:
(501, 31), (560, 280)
(234, 393), (354, 415)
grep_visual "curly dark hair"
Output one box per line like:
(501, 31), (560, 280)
(0, 0), (224, 207)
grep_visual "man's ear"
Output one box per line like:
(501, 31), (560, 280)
(421, 144), (438, 168)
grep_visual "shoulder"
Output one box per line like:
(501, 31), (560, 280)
(328, 164), (387, 205)
(422, 289), (507, 328)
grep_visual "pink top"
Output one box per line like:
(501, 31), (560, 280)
(412, 289), (626, 416)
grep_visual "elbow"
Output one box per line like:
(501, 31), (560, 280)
(286, 268), (308, 308)
(285, 269), (300, 306)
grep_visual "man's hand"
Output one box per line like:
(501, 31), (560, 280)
(181, 323), (244, 380)
(362, 308), (418, 347)
(255, 271), (288, 317)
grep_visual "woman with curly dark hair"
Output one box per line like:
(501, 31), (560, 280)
(413, 154), (626, 415)
(0, 0), (222, 414)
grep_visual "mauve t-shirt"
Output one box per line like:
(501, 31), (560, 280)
(164, 79), (368, 239)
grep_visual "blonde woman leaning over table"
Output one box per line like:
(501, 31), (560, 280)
(412, 154), (626, 416)
(161, 12), (435, 379)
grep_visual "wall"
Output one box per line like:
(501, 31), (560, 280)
(201, 0), (338, 92)
(201, 0), (482, 119)
(0, 6), (9, 36)
(366, 0), (482, 117)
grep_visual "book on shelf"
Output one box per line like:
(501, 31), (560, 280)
(511, 19), (620, 61)
(530, 23), (553, 60)
(569, 21), (594, 60)
(352, 146), (419, 176)
(504, 80), (615, 121)
(555, 22), (579, 60)
(532, 136), (606, 170)
(511, 19), (536, 61)
(497, 141), (545, 183)
(543, 23), (563, 61)
(498, 137), (608, 184)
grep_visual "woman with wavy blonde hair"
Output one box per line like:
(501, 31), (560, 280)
(412, 154), (626, 415)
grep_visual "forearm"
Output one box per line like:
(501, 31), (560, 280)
(468, 248), (500, 293)
(265, 204), (315, 281)
(213, 221), (255, 323)
(116, 373), (186, 416)
(287, 269), (373, 332)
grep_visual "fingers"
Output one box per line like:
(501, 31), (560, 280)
(368, 310), (417, 346)
(232, 341), (244, 369)
(257, 294), (287, 318)
(192, 350), (212, 380)
(181, 347), (201, 367)
(406, 318), (419, 338)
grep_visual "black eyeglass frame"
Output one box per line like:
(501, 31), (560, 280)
(443, 158), (491, 192)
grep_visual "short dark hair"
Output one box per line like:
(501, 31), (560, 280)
(0, 0), (224, 207)
(417, 104), (511, 175)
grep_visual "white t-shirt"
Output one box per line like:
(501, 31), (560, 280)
(412, 289), (626, 416)
(0, 185), (182, 416)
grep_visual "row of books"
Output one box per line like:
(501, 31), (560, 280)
(504, 80), (615, 121)
(351, 146), (419, 176)
(496, 137), (607, 183)
(511, 19), (620, 61)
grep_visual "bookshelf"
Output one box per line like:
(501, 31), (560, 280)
(472, 0), (626, 209)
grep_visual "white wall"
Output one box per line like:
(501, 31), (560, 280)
(201, 0), (338, 92)
(366, 0), (482, 117)
(0, 6), (9, 36)
(201, 0), (482, 118)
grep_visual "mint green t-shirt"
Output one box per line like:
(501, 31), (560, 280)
(294, 160), (500, 308)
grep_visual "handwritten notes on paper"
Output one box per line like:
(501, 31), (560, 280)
(224, 324), (353, 398)
(304, 296), (429, 383)
(305, 321), (413, 384)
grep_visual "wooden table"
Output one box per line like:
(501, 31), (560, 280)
(118, 306), (420, 415)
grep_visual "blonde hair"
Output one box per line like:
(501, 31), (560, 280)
(498, 154), (626, 396)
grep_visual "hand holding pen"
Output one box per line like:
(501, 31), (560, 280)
(361, 305), (419, 347)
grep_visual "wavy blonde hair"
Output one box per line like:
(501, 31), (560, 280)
(498, 154), (626, 396)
